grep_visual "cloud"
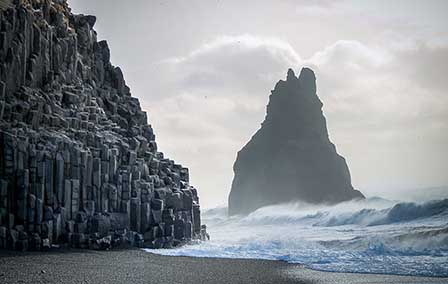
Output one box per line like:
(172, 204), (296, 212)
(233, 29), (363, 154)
(140, 34), (448, 207)
(395, 43), (448, 93)
(305, 40), (448, 132)
(147, 34), (305, 150)
(294, 0), (349, 17)
(142, 35), (305, 207)
(155, 34), (302, 97)
(303, 39), (448, 192)
(69, 0), (448, 208)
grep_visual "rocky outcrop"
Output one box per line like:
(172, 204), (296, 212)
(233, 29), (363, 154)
(228, 68), (364, 215)
(0, 0), (207, 251)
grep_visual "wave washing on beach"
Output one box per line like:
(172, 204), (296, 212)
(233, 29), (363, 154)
(146, 197), (448, 277)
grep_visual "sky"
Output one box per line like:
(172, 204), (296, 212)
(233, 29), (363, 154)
(69, 0), (448, 208)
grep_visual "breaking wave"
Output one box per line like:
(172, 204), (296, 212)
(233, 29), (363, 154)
(319, 198), (448, 226)
(146, 198), (448, 277)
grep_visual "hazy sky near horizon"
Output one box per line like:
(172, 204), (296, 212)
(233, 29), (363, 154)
(69, 0), (448, 208)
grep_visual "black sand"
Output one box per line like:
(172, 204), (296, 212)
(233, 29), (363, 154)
(0, 249), (447, 284)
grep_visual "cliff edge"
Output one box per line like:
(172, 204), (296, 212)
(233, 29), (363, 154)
(0, 0), (206, 250)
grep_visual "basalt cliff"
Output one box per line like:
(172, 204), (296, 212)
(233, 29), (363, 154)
(229, 68), (364, 215)
(0, 0), (207, 251)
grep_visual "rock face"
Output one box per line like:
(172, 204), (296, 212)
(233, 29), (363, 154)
(228, 68), (364, 215)
(0, 0), (207, 250)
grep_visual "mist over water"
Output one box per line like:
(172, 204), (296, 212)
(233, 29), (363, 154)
(147, 196), (448, 277)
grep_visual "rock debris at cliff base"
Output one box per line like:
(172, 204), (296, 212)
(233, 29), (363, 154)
(0, 0), (207, 251)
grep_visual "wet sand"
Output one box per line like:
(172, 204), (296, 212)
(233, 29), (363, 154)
(0, 249), (447, 284)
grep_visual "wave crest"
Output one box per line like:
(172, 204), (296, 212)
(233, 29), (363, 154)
(150, 198), (448, 277)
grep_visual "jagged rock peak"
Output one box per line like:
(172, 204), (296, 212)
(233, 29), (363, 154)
(286, 68), (296, 81)
(228, 67), (365, 216)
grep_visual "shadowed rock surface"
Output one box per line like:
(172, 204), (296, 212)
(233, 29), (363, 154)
(0, 0), (207, 251)
(229, 68), (364, 215)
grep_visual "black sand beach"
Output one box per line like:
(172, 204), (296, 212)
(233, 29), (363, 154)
(0, 249), (447, 284)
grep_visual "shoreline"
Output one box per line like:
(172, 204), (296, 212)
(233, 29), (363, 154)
(144, 249), (448, 280)
(1, 249), (447, 284)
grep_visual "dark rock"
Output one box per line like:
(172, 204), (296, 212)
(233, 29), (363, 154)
(151, 209), (163, 224)
(29, 233), (42, 251)
(85, 15), (97, 28)
(140, 202), (151, 232)
(75, 211), (87, 223)
(200, 225), (210, 241)
(74, 221), (87, 234)
(7, 229), (18, 250)
(71, 233), (87, 248)
(17, 239), (29, 251)
(134, 233), (144, 248)
(89, 214), (111, 237)
(108, 213), (130, 231)
(166, 193), (182, 209)
(162, 209), (174, 225)
(182, 190), (193, 210)
(130, 198), (141, 232)
(66, 220), (75, 234)
(192, 204), (201, 234)
(185, 221), (193, 240)
(42, 238), (51, 249)
(62, 91), (79, 106)
(228, 68), (365, 215)
(44, 206), (53, 221)
(0, 0), (206, 251)
(151, 199), (164, 211)
(174, 219), (185, 240)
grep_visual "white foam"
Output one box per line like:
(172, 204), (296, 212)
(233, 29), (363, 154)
(146, 198), (448, 277)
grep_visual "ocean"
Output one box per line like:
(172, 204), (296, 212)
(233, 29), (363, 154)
(146, 197), (448, 277)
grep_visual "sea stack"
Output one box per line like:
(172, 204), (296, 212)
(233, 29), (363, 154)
(0, 0), (206, 250)
(228, 68), (364, 215)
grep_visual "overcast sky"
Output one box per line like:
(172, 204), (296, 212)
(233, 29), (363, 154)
(70, 0), (448, 208)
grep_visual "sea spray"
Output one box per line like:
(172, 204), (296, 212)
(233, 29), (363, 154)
(147, 198), (448, 277)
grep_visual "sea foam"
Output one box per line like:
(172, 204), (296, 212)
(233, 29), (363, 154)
(146, 198), (448, 277)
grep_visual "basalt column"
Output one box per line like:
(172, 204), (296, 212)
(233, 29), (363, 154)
(0, 0), (206, 250)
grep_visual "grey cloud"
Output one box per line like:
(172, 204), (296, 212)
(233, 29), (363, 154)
(149, 36), (448, 205)
(397, 44), (448, 93)
(145, 36), (448, 206)
(68, 0), (448, 207)
(161, 35), (302, 97)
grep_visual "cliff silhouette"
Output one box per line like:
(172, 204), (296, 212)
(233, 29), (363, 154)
(229, 68), (364, 215)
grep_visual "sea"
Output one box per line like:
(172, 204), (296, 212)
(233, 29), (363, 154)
(146, 193), (448, 277)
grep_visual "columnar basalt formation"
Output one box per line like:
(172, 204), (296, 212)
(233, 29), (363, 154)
(229, 68), (365, 215)
(0, 0), (206, 250)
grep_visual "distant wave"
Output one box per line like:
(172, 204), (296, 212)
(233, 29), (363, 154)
(230, 198), (448, 227)
(322, 199), (448, 227)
